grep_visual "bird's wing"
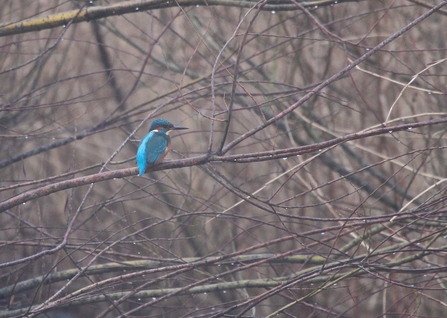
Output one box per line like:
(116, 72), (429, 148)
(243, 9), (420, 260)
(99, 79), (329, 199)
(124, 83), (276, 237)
(144, 133), (169, 164)
(136, 132), (169, 175)
(136, 133), (150, 175)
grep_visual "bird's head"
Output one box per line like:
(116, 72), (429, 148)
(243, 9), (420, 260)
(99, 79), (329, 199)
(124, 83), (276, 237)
(149, 118), (188, 134)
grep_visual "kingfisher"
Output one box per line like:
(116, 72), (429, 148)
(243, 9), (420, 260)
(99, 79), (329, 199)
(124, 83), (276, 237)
(136, 118), (188, 176)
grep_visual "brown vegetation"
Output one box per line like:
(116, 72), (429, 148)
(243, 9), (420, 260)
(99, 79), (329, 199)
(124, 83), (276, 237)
(1, 0), (447, 317)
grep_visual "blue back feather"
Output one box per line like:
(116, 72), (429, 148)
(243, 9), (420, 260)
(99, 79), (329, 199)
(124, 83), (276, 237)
(136, 130), (170, 176)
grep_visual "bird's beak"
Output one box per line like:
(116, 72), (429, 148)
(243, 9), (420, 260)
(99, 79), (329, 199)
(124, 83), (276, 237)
(172, 125), (188, 130)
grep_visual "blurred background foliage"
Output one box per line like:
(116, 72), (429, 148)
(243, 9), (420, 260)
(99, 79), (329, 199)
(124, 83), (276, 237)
(1, 0), (447, 317)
